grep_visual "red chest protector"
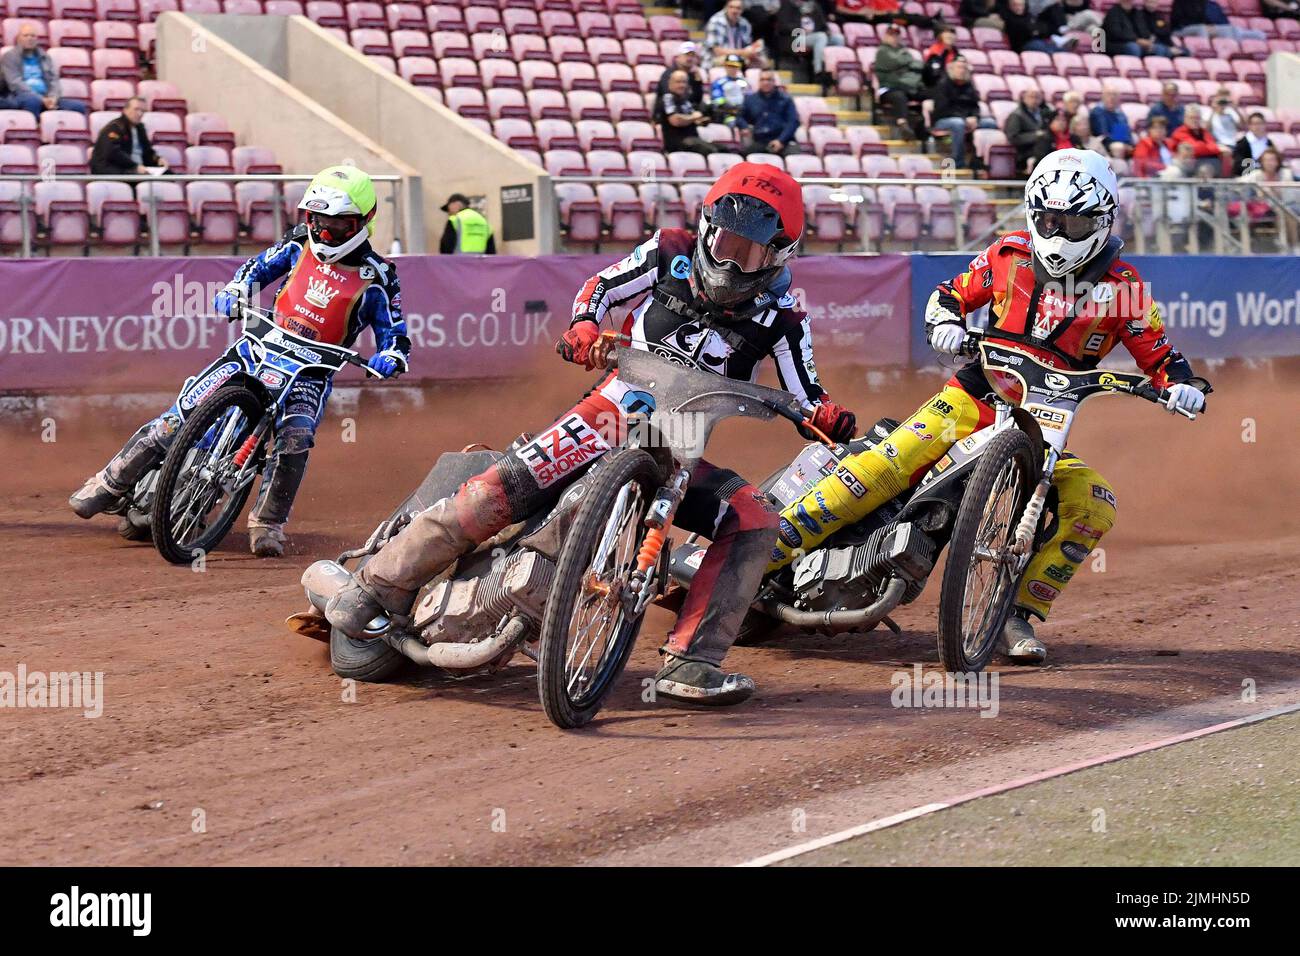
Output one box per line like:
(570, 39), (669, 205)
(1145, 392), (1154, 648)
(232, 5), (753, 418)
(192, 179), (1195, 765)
(273, 245), (372, 345)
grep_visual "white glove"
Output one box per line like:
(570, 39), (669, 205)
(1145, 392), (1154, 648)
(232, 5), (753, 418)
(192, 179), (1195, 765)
(929, 322), (968, 356)
(1164, 382), (1205, 416)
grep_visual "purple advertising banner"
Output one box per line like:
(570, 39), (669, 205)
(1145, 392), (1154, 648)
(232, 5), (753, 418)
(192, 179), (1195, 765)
(0, 253), (911, 393)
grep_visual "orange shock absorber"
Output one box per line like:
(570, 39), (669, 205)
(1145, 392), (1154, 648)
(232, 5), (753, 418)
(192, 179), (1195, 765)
(232, 433), (260, 468)
(636, 527), (666, 574)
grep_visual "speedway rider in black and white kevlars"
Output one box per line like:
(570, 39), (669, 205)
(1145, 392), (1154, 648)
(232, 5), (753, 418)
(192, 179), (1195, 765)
(325, 163), (858, 706)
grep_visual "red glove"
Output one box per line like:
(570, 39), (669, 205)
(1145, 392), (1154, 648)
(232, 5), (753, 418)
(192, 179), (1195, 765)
(805, 399), (857, 443)
(556, 320), (600, 369)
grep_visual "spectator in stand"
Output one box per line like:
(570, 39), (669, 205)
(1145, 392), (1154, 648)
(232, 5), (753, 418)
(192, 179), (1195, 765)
(710, 53), (751, 127)
(1004, 0), (1074, 53)
(921, 27), (959, 91)
(742, 0), (781, 55)
(706, 0), (766, 69)
(90, 96), (168, 175)
(1131, 114), (1174, 176)
(1171, 0), (1267, 39)
(660, 69), (725, 155)
(1050, 0), (1104, 33)
(1061, 90), (1087, 123)
(774, 0), (843, 85)
(657, 42), (708, 108)
(1005, 87), (1056, 175)
(1147, 82), (1185, 132)
(1260, 0), (1300, 21)
(834, 0), (935, 29)
(1232, 112), (1274, 176)
(0, 22), (88, 118)
(874, 24), (925, 139)
(1170, 104), (1229, 175)
(1035, 109), (1083, 166)
(958, 0), (1003, 29)
(1090, 87), (1134, 158)
(1071, 112), (1106, 154)
(736, 68), (801, 154)
(931, 58), (996, 169)
(1208, 89), (1242, 149)
(1102, 0), (1180, 57)
(1237, 147), (1297, 248)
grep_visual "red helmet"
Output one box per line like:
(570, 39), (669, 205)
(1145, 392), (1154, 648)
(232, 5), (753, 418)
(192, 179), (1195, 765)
(694, 162), (804, 309)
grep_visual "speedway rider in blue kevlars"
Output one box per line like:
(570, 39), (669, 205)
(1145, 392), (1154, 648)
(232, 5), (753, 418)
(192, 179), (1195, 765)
(70, 165), (409, 558)
(324, 163), (858, 706)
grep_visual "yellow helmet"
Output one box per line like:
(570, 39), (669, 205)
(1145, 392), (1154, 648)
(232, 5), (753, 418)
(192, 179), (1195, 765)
(297, 165), (377, 263)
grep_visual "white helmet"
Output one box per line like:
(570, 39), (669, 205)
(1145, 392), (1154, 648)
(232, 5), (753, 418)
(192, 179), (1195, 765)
(1024, 149), (1118, 279)
(297, 165), (377, 264)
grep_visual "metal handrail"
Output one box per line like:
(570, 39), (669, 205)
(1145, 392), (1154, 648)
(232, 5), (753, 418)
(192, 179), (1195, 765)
(2, 173), (407, 258)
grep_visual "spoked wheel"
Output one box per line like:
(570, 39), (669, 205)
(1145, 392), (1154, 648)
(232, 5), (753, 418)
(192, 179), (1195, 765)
(937, 427), (1040, 673)
(151, 386), (269, 565)
(538, 448), (660, 729)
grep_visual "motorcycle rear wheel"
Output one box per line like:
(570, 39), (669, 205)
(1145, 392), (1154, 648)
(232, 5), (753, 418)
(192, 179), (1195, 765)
(937, 427), (1039, 673)
(538, 448), (660, 729)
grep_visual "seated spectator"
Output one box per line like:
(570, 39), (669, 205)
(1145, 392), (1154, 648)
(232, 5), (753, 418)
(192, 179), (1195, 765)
(1232, 112), (1274, 176)
(834, 0), (935, 29)
(1158, 141), (1202, 227)
(1171, 0), (1267, 39)
(958, 0), (1004, 29)
(1147, 82), (1185, 132)
(1170, 104), (1229, 175)
(710, 53), (751, 127)
(1131, 114), (1174, 176)
(1035, 109), (1083, 167)
(1071, 112), (1106, 154)
(0, 21), (89, 118)
(1260, 0), (1300, 20)
(1237, 147), (1297, 248)
(1090, 87), (1134, 158)
(874, 24), (925, 139)
(90, 96), (167, 175)
(921, 27), (959, 91)
(930, 59), (997, 169)
(736, 69), (801, 155)
(706, 0), (766, 69)
(660, 69), (726, 155)
(1053, 0), (1104, 33)
(1102, 0), (1180, 57)
(1005, 87), (1055, 174)
(1208, 89), (1242, 149)
(1005, 0), (1073, 53)
(657, 42), (707, 108)
(1142, 0), (1187, 54)
(774, 0), (843, 85)
(743, 0), (781, 55)
(1060, 90), (1087, 123)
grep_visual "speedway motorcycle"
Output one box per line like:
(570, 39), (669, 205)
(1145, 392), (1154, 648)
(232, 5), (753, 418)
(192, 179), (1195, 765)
(668, 329), (1212, 673)
(149, 305), (379, 564)
(285, 335), (819, 729)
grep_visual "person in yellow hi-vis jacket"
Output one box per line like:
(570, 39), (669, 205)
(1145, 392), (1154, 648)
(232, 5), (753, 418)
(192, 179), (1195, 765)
(438, 193), (496, 254)
(767, 150), (1209, 664)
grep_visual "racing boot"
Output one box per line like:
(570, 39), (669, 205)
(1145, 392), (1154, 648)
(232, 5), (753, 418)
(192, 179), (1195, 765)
(998, 610), (1048, 664)
(249, 523), (286, 558)
(69, 472), (123, 519)
(653, 654), (756, 707)
(324, 577), (394, 638)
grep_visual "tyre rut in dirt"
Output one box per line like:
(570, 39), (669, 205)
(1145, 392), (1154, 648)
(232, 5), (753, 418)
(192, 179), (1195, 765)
(538, 448), (660, 729)
(151, 386), (267, 565)
(937, 427), (1039, 673)
(329, 626), (408, 682)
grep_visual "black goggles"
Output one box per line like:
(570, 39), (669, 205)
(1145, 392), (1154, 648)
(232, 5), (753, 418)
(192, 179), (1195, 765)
(1031, 209), (1109, 242)
(309, 212), (364, 243)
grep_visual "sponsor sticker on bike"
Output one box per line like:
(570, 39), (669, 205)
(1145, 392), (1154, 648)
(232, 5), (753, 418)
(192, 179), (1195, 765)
(794, 503), (821, 535)
(1060, 540), (1091, 563)
(1091, 484), (1117, 508)
(836, 467), (866, 498)
(777, 517), (802, 548)
(179, 361), (239, 410)
(1027, 580), (1060, 602)
(514, 414), (610, 489)
(1045, 563), (1075, 584)
(258, 369), (285, 389)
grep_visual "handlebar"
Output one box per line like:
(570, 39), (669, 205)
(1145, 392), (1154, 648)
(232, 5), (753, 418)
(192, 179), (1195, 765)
(229, 304), (386, 379)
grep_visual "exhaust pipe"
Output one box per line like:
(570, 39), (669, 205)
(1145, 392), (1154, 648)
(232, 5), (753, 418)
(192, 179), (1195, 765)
(758, 577), (907, 633)
(300, 560), (530, 669)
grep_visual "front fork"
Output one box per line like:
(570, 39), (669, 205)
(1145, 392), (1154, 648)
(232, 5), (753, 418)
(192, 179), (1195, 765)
(626, 466), (690, 614)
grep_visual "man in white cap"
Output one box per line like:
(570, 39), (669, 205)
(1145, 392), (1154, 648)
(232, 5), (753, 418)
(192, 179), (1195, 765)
(656, 40), (707, 110)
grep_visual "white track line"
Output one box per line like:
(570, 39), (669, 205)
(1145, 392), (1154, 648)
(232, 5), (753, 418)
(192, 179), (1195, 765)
(739, 699), (1300, 867)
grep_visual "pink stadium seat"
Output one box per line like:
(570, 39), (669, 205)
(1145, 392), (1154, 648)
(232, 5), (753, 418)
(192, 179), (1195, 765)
(575, 118), (619, 150)
(444, 87), (488, 119)
(503, 8), (542, 34)
(624, 38), (661, 65)
(350, 28), (393, 57)
(86, 180), (140, 245)
(37, 143), (88, 174)
(639, 182), (685, 230)
(52, 0), (97, 20)
(554, 182), (602, 244)
(567, 89), (610, 122)
(606, 90), (649, 122)
(586, 149), (629, 176)
(391, 30), (432, 58)
(596, 182), (645, 242)
(234, 180), (280, 242)
(185, 145), (233, 174)
(544, 148), (588, 176)
(439, 57), (481, 89)
(398, 56), (438, 86)
(97, 0), (140, 21)
(518, 61), (560, 90)
(182, 0), (221, 11)
(34, 180), (89, 249)
(627, 149), (667, 177)
(616, 120), (659, 151)
(667, 150), (708, 178)
(346, 2), (385, 29)
(39, 109), (89, 145)
(824, 154), (862, 178)
(306, 0), (346, 27)
(487, 88), (529, 120)
(648, 15), (688, 42)
(549, 35), (589, 61)
(0, 181), (38, 249)
(0, 143), (37, 173)
(232, 145), (280, 174)
(493, 118), (540, 151)
(558, 61), (600, 92)
(527, 88), (568, 120)
(425, 4), (463, 31)
(465, 7), (502, 33)
(136, 80), (186, 113)
(50, 19), (94, 47)
(137, 180), (188, 244)
(384, 2), (423, 29)
(48, 47), (94, 82)
(185, 112), (235, 149)
(706, 152), (743, 177)
(804, 185), (847, 245)
(93, 20), (137, 48)
(187, 181), (239, 245)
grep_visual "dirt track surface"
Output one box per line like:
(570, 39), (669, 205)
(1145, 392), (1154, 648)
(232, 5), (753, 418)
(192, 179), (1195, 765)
(1, 360), (1298, 866)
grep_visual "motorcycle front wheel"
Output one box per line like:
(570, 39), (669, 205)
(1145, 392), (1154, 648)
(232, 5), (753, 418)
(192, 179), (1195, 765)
(538, 448), (660, 729)
(937, 427), (1039, 673)
(151, 386), (268, 565)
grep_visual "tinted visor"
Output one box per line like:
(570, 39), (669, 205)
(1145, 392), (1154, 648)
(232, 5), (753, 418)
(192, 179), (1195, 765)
(705, 223), (778, 272)
(309, 212), (363, 245)
(1031, 210), (1107, 242)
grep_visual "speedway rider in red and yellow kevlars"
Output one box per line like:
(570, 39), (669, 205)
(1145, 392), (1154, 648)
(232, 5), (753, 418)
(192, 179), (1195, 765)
(768, 149), (1208, 663)
(69, 165), (409, 558)
(326, 163), (858, 705)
